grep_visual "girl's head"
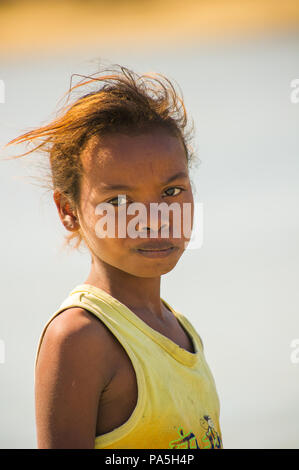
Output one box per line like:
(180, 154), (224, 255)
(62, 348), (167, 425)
(6, 65), (198, 278)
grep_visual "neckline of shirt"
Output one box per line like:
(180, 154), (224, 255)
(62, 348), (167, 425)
(70, 283), (201, 367)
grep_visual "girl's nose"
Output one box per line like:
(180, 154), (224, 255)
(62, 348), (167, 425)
(136, 203), (170, 237)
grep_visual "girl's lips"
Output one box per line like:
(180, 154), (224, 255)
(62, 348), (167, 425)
(136, 246), (177, 258)
(135, 241), (175, 250)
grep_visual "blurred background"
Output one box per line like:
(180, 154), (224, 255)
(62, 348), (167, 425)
(0, 0), (299, 449)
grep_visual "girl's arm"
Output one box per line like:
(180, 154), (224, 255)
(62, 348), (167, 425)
(34, 308), (116, 449)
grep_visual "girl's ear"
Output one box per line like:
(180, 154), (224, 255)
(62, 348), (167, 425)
(53, 189), (79, 232)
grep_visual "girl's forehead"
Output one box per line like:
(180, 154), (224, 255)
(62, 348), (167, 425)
(80, 131), (187, 176)
(79, 134), (190, 201)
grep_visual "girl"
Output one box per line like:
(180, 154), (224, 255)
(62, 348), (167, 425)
(6, 65), (223, 449)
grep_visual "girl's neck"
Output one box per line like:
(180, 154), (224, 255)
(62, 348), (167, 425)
(84, 259), (165, 320)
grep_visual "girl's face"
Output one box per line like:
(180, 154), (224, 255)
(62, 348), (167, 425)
(77, 129), (194, 278)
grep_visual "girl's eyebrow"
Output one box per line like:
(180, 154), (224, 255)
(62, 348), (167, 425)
(100, 171), (189, 193)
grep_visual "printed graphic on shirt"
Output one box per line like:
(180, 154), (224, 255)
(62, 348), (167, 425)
(169, 427), (200, 449)
(200, 415), (222, 449)
(168, 415), (222, 449)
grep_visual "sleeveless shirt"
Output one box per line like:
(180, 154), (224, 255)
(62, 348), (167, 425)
(34, 283), (223, 449)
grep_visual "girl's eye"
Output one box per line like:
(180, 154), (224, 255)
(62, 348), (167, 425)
(164, 187), (185, 197)
(107, 187), (185, 205)
(107, 195), (128, 206)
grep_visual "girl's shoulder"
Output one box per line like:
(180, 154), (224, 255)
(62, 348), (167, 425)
(36, 306), (120, 385)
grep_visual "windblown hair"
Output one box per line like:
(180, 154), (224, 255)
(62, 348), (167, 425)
(4, 64), (197, 251)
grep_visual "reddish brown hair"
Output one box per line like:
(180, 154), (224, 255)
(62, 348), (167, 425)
(4, 65), (197, 251)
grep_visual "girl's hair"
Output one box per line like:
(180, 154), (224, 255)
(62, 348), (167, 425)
(4, 64), (197, 251)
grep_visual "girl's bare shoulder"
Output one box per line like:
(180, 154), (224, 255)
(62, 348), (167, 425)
(37, 306), (120, 385)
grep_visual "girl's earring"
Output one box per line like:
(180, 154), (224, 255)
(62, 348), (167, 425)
(65, 215), (77, 229)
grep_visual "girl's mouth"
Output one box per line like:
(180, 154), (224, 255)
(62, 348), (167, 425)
(136, 246), (177, 258)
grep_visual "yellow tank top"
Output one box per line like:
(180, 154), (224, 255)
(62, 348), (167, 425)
(35, 283), (223, 449)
